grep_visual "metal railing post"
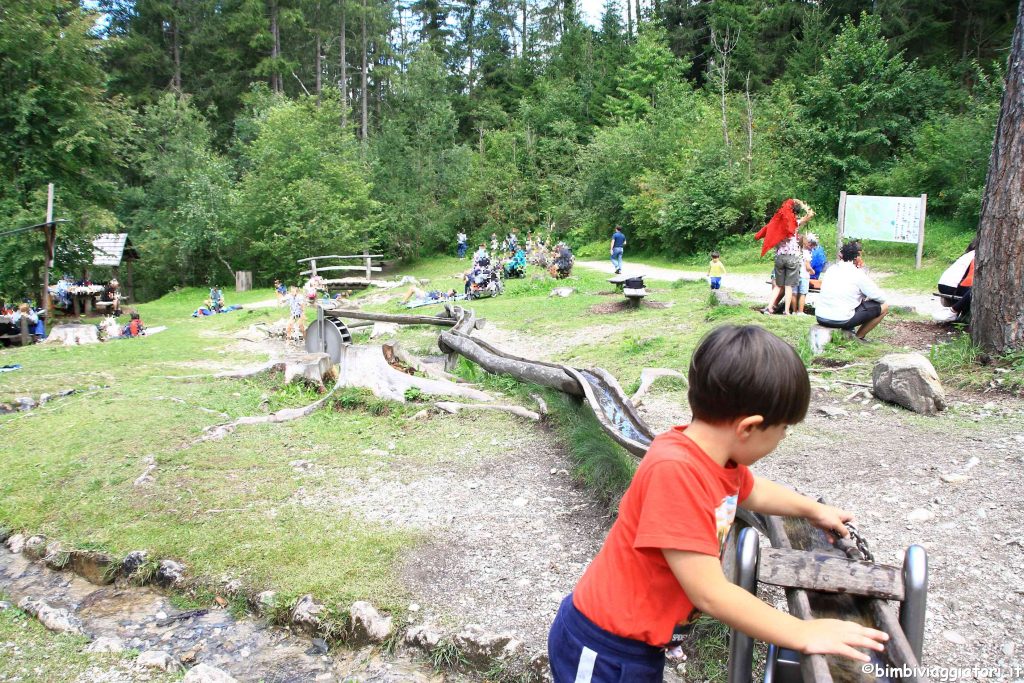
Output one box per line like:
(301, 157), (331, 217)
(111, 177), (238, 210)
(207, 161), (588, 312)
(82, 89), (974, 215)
(728, 525), (760, 683)
(900, 544), (928, 662)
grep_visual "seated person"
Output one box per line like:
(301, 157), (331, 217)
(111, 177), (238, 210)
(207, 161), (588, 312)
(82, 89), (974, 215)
(402, 287), (458, 306)
(937, 242), (975, 322)
(11, 303), (45, 340)
(549, 243), (574, 278)
(209, 286), (225, 312)
(807, 234), (827, 288)
(815, 242), (888, 342)
(102, 279), (123, 316)
(122, 312), (145, 337)
(504, 247), (527, 278)
(472, 243), (489, 266)
(192, 299), (216, 317)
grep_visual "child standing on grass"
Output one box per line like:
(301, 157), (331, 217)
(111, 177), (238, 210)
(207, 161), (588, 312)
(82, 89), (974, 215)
(548, 325), (888, 682)
(708, 251), (726, 290)
(286, 286), (306, 341)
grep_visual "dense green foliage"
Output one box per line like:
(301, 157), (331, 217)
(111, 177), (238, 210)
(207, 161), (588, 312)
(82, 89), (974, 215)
(1, 0), (1016, 300)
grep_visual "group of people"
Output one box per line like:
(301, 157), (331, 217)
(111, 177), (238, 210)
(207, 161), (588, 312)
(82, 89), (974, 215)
(0, 302), (46, 344)
(191, 285), (242, 317)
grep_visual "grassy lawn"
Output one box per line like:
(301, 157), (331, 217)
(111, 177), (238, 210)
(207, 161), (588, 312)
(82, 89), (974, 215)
(0, 254), (1002, 672)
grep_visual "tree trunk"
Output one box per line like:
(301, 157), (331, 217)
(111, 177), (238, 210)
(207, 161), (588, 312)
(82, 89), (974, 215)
(745, 71), (753, 179)
(361, 0), (368, 146)
(625, 0), (632, 37)
(340, 1), (347, 127)
(971, 0), (1024, 354)
(270, 0), (282, 93)
(634, 0), (641, 27)
(521, 0), (527, 56)
(315, 33), (322, 99)
(171, 16), (182, 91)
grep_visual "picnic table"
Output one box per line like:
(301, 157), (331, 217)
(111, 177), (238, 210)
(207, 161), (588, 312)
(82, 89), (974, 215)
(608, 274), (647, 304)
(0, 315), (31, 346)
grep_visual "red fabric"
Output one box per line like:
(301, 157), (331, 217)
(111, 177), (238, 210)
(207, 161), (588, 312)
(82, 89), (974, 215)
(572, 426), (754, 646)
(129, 319), (143, 336)
(754, 199), (798, 257)
(960, 258), (975, 287)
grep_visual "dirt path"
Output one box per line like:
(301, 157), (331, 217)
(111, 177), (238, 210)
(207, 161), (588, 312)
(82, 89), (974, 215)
(577, 260), (943, 317)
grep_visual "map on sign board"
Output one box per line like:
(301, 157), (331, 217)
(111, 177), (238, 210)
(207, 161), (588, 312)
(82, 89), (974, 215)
(842, 195), (924, 244)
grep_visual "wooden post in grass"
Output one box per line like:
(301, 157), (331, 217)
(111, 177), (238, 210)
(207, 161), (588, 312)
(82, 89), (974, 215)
(915, 194), (927, 270)
(836, 190), (847, 257)
(42, 183), (55, 311)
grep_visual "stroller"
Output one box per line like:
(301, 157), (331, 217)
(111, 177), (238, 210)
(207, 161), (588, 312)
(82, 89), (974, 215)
(503, 248), (527, 279)
(468, 260), (505, 300)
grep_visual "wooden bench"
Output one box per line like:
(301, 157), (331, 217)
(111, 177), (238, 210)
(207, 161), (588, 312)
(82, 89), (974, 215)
(0, 316), (32, 346)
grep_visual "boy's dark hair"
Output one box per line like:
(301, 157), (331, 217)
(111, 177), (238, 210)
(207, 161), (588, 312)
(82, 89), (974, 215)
(688, 325), (810, 427)
(130, 312), (140, 320)
(840, 241), (862, 262)
(711, 251), (720, 259)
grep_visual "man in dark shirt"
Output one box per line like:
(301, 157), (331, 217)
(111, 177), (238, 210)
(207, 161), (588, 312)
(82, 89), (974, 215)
(610, 226), (627, 274)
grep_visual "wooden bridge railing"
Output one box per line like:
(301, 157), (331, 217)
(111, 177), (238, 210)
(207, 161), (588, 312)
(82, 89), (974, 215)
(298, 251), (384, 281)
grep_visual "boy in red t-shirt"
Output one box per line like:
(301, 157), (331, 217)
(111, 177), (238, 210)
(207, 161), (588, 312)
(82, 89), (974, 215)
(548, 325), (888, 682)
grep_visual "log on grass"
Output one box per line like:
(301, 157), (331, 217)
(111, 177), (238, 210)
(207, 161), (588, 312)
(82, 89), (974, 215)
(383, 341), (466, 383)
(438, 331), (582, 397)
(434, 401), (540, 421)
(326, 309), (457, 327)
(631, 368), (687, 406)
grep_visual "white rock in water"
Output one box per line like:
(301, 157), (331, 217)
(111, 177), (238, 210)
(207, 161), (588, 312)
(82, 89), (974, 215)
(183, 664), (239, 683)
(907, 508), (934, 523)
(942, 630), (967, 645)
(137, 650), (183, 672)
(87, 637), (126, 653)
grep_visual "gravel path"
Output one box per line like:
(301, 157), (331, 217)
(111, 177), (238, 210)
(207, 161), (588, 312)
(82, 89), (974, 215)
(576, 260), (944, 317)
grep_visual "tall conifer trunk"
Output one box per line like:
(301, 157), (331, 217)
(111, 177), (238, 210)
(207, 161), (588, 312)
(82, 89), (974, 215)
(171, 18), (181, 90)
(972, 0), (1024, 353)
(626, 0), (632, 37)
(270, 0), (282, 93)
(340, 0), (348, 126)
(361, 0), (368, 145)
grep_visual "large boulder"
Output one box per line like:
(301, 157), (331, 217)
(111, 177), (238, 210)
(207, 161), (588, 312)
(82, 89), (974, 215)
(872, 353), (946, 415)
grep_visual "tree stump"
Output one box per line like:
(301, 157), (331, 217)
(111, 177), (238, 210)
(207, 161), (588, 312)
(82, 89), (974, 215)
(284, 353), (336, 389)
(44, 324), (100, 346)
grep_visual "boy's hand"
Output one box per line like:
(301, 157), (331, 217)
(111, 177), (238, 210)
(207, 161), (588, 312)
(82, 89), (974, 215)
(798, 618), (888, 662)
(807, 503), (853, 538)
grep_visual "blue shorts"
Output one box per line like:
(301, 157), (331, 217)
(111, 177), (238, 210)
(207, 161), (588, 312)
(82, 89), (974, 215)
(710, 277), (722, 290)
(548, 595), (665, 682)
(797, 277), (809, 295)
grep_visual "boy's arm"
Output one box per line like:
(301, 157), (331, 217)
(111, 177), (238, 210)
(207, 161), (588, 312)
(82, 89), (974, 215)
(663, 550), (887, 661)
(741, 476), (852, 538)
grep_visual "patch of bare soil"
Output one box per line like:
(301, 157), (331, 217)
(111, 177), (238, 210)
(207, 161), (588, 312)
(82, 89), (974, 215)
(299, 418), (610, 651)
(884, 320), (960, 352)
(474, 320), (634, 361)
(589, 300), (672, 314)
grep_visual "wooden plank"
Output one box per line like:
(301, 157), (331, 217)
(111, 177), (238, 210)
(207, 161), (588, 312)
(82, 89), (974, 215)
(915, 194), (927, 270)
(764, 516), (834, 683)
(299, 265), (383, 274)
(870, 600), (928, 680)
(758, 547), (904, 601)
(297, 254), (383, 262)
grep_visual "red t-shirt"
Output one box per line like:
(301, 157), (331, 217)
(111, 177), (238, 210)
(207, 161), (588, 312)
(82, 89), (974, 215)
(572, 426), (754, 646)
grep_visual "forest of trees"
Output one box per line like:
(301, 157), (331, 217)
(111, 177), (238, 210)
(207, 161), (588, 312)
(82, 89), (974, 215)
(1, 0), (1018, 300)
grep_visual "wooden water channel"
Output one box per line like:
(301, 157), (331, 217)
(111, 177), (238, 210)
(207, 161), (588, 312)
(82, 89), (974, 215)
(308, 303), (931, 683)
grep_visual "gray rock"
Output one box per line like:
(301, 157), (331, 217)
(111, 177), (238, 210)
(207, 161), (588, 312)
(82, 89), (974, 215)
(549, 287), (575, 298)
(370, 322), (400, 339)
(122, 550), (149, 575)
(17, 597), (86, 636)
(5, 534), (25, 554)
(23, 535), (47, 559)
(907, 508), (934, 523)
(872, 353), (946, 415)
(453, 624), (523, 666)
(0, 601), (13, 611)
(183, 663), (238, 683)
(817, 406), (849, 418)
(809, 325), (834, 356)
(137, 650), (183, 672)
(43, 542), (70, 570)
(39, 393), (51, 405)
(404, 624), (443, 650)
(350, 601), (393, 643)
(290, 594), (323, 631)
(156, 559), (186, 587)
(87, 636), (126, 653)
(17, 397), (37, 411)
(257, 590), (278, 613)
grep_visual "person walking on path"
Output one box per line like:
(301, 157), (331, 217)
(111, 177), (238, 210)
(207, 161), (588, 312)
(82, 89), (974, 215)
(610, 226), (627, 274)
(457, 231), (468, 259)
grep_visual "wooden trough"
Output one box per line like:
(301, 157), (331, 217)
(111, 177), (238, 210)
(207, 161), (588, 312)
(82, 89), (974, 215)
(304, 301), (931, 682)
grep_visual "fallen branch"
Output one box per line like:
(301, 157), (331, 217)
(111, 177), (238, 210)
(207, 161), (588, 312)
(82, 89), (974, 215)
(834, 380), (873, 388)
(630, 368), (687, 406)
(434, 402), (541, 421)
(382, 341), (466, 383)
(530, 393), (548, 415)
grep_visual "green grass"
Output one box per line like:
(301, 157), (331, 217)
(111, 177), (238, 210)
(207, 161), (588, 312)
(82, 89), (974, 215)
(0, 596), (177, 682)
